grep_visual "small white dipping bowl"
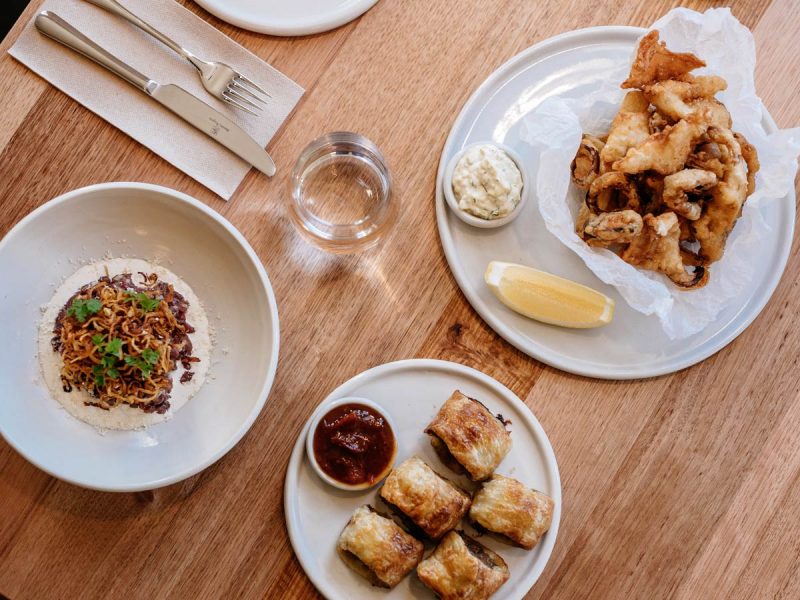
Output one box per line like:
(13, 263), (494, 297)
(305, 397), (398, 492)
(443, 141), (529, 229)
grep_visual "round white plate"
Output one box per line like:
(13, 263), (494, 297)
(284, 359), (561, 600)
(436, 26), (795, 380)
(0, 183), (280, 491)
(194, 0), (379, 36)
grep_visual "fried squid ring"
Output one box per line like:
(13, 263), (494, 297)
(733, 132), (760, 196)
(571, 134), (605, 189)
(686, 141), (726, 179)
(587, 172), (641, 213)
(662, 168), (717, 221)
(691, 127), (749, 264)
(621, 212), (708, 289)
(581, 210), (644, 246)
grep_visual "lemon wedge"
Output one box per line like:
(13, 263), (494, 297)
(484, 261), (614, 328)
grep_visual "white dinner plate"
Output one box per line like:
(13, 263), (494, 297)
(194, 0), (379, 36)
(435, 26), (795, 380)
(0, 183), (280, 491)
(284, 359), (561, 600)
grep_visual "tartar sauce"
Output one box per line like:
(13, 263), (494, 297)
(452, 144), (523, 220)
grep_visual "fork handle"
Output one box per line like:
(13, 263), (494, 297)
(35, 11), (151, 91)
(82, 0), (196, 63)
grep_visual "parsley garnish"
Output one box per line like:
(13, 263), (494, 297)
(105, 338), (123, 357)
(90, 336), (124, 388)
(141, 348), (159, 365)
(125, 349), (160, 378)
(124, 291), (161, 312)
(92, 364), (106, 388)
(67, 298), (102, 323)
(124, 356), (150, 377)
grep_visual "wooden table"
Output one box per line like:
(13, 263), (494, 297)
(1, 1), (799, 598)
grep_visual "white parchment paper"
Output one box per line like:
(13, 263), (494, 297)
(522, 8), (800, 339)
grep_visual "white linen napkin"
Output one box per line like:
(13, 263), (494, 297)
(8, 0), (304, 200)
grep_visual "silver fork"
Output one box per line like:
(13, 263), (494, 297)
(82, 0), (269, 115)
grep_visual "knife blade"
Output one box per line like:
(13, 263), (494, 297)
(148, 82), (276, 176)
(35, 11), (276, 177)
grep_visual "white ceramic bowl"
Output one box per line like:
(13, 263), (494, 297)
(443, 142), (529, 229)
(0, 182), (280, 492)
(305, 397), (398, 491)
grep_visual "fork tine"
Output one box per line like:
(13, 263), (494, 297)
(230, 80), (268, 106)
(226, 86), (263, 111)
(221, 93), (259, 117)
(234, 74), (272, 99)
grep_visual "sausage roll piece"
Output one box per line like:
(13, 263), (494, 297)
(425, 390), (512, 481)
(416, 531), (509, 600)
(337, 505), (424, 588)
(470, 475), (555, 549)
(379, 456), (471, 539)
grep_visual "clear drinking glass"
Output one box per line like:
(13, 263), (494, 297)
(289, 132), (394, 254)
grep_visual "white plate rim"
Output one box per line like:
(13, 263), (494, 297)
(193, 0), (379, 36)
(283, 358), (562, 600)
(0, 181), (281, 492)
(435, 25), (796, 380)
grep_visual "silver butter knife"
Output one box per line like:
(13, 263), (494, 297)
(35, 11), (276, 177)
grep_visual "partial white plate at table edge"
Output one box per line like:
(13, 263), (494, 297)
(284, 359), (561, 600)
(193, 0), (379, 36)
(435, 26), (795, 380)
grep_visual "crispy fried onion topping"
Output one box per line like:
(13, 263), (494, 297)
(51, 273), (198, 414)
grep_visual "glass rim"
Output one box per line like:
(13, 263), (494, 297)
(289, 131), (394, 250)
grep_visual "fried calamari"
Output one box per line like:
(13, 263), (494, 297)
(571, 31), (759, 289)
(621, 30), (705, 89)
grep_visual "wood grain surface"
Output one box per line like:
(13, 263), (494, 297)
(1, 0), (799, 598)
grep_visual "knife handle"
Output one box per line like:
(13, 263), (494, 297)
(80, 0), (195, 64)
(35, 11), (151, 92)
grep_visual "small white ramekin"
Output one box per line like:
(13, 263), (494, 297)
(443, 141), (530, 229)
(305, 397), (398, 491)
